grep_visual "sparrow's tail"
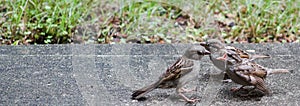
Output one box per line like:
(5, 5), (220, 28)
(267, 69), (290, 75)
(251, 54), (271, 60)
(131, 82), (159, 99)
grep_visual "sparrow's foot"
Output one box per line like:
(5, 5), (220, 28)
(185, 98), (200, 103)
(179, 87), (197, 93)
(178, 95), (200, 103)
(236, 89), (264, 97)
(222, 79), (232, 83)
(230, 86), (245, 92)
(236, 92), (251, 97)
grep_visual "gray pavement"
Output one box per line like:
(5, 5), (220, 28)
(0, 44), (299, 106)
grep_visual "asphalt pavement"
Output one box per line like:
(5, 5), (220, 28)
(0, 44), (299, 106)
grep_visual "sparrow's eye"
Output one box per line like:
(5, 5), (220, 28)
(197, 51), (202, 55)
(199, 42), (209, 46)
(205, 43), (210, 46)
(197, 51), (208, 55)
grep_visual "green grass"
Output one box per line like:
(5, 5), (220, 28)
(223, 0), (300, 43)
(93, 0), (300, 44)
(0, 0), (92, 45)
(0, 0), (299, 45)
(95, 0), (216, 44)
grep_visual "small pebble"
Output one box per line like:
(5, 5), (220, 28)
(131, 100), (138, 103)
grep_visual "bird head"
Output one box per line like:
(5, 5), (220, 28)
(184, 45), (210, 60)
(199, 39), (226, 54)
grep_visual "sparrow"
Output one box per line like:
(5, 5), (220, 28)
(198, 39), (270, 84)
(131, 45), (211, 103)
(215, 53), (290, 95)
(199, 39), (270, 71)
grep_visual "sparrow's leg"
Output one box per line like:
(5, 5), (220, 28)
(176, 87), (199, 103)
(235, 87), (257, 97)
(222, 73), (232, 83)
(215, 53), (227, 60)
(230, 85), (245, 92)
(222, 79), (232, 83)
(179, 87), (197, 93)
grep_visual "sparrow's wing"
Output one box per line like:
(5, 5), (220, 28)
(233, 64), (252, 72)
(165, 58), (193, 77)
(226, 46), (254, 64)
(226, 46), (250, 59)
(233, 65), (270, 94)
(232, 62), (267, 79)
(235, 48), (250, 58)
(225, 47), (244, 63)
(157, 57), (193, 88)
(226, 46), (270, 61)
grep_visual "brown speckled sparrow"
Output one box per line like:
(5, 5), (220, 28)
(131, 45), (210, 103)
(199, 39), (270, 71)
(216, 53), (290, 95)
(200, 39), (289, 95)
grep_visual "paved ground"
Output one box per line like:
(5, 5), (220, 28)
(0, 44), (299, 106)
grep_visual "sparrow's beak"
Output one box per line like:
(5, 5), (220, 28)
(199, 42), (208, 47)
(204, 50), (211, 55)
(216, 54), (227, 61)
(197, 50), (211, 55)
